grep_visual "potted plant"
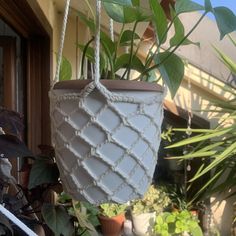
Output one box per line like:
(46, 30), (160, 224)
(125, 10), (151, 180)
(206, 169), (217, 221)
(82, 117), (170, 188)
(50, 0), (236, 204)
(98, 203), (127, 236)
(131, 185), (171, 235)
(154, 210), (203, 236)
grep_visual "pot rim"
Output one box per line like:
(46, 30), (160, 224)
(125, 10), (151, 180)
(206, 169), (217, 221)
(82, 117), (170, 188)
(98, 213), (125, 220)
(53, 79), (163, 92)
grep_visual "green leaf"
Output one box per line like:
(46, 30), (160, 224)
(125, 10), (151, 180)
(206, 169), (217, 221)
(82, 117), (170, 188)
(167, 127), (234, 148)
(59, 56), (72, 81)
(154, 52), (184, 98)
(175, 0), (204, 15)
(132, 0), (140, 6)
(168, 151), (216, 160)
(78, 44), (106, 72)
(229, 34), (236, 47)
(170, 14), (200, 47)
(101, 0), (132, 6)
(77, 11), (115, 53)
(204, 0), (213, 12)
(103, 3), (137, 23)
(149, 0), (167, 44)
(115, 54), (144, 72)
(213, 45), (236, 75)
(28, 160), (59, 189)
(42, 204), (74, 236)
(120, 30), (140, 46)
(213, 7), (236, 40)
(173, 128), (219, 133)
(191, 141), (236, 181)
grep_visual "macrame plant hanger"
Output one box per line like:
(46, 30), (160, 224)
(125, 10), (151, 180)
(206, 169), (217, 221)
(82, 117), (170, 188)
(50, 0), (165, 204)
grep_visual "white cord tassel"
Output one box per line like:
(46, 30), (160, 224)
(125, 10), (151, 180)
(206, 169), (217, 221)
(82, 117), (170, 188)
(0, 204), (37, 236)
(94, 0), (101, 84)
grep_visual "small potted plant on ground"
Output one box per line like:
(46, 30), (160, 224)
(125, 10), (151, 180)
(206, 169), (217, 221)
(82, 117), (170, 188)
(154, 210), (203, 236)
(99, 203), (127, 236)
(131, 185), (171, 236)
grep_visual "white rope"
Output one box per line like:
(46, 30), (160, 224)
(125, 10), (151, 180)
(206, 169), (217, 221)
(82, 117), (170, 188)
(53, 0), (71, 86)
(94, 0), (101, 84)
(0, 204), (37, 236)
(109, 18), (114, 42)
(186, 76), (192, 136)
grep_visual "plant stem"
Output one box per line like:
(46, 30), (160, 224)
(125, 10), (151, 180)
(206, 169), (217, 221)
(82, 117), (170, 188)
(102, 41), (115, 79)
(127, 21), (138, 80)
(139, 12), (207, 79)
(81, 37), (94, 77)
(145, 15), (176, 68)
(115, 23), (125, 61)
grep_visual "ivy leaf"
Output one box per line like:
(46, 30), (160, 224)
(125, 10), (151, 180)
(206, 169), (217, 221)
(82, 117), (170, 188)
(154, 52), (184, 98)
(149, 0), (167, 44)
(42, 204), (74, 236)
(59, 56), (72, 81)
(28, 159), (59, 189)
(175, 0), (204, 15)
(212, 7), (236, 40)
(170, 14), (200, 47)
(120, 30), (140, 46)
(103, 2), (149, 23)
(103, 3), (137, 23)
(114, 54), (144, 72)
(204, 0), (213, 12)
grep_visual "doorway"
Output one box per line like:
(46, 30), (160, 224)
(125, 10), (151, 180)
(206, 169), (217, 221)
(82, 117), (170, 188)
(0, 1), (52, 182)
(0, 0), (52, 152)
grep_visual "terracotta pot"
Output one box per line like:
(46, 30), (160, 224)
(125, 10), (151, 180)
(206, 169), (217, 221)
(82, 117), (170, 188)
(99, 214), (125, 236)
(50, 79), (164, 204)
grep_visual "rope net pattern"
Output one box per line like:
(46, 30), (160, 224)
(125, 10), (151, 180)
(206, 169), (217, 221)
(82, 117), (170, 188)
(50, 81), (164, 204)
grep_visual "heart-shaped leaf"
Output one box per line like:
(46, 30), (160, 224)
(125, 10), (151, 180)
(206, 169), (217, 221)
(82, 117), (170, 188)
(42, 204), (74, 236)
(204, 0), (213, 12)
(120, 30), (140, 46)
(28, 159), (59, 189)
(175, 0), (204, 15)
(154, 52), (184, 98)
(149, 0), (168, 44)
(213, 7), (236, 40)
(170, 14), (200, 47)
(115, 54), (144, 72)
(103, 3), (137, 23)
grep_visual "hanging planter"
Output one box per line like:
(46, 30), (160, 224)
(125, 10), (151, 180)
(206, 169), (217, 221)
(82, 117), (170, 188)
(49, 0), (235, 204)
(50, 79), (164, 204)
